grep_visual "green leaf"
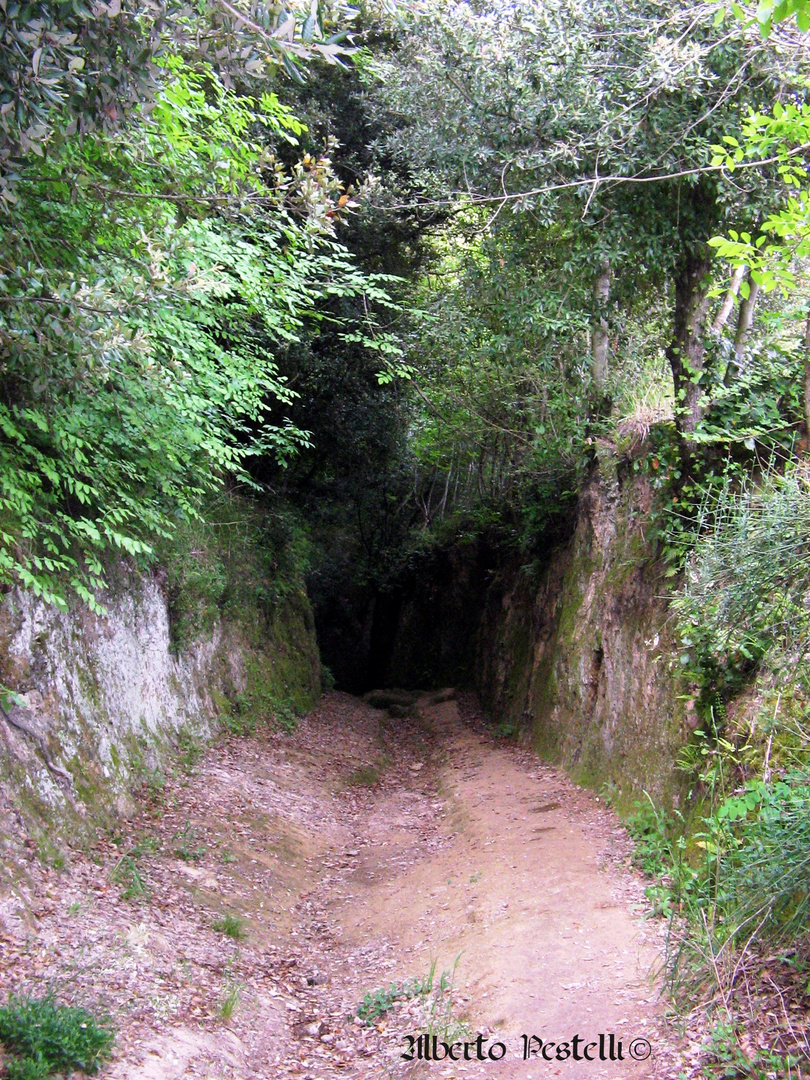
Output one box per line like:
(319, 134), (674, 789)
(281, 52), (306, 85)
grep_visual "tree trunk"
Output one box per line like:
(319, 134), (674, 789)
(724, 271), (760, 386)
(734, 278), (760, 357)
(711, 264), (745, 335)
(591, 258), (611, 390)
(666, 251), (713, 435)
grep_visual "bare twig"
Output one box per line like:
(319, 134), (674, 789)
(374, 144), (810, 213)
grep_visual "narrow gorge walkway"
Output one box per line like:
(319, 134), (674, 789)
(0, 692), (681, 1079)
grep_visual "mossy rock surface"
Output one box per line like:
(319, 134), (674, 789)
(476, 467), (686, 808)
(362, 689), (420, 710)
(387, 702), (421, 720)
(427, 688), (456, 704)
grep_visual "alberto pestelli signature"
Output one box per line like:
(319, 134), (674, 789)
(402, 1032), (652, 1063)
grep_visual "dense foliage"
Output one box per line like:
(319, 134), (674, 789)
(674, 465), (810, 697)
(372, 0), (810, 433)
(0, 4), (399, 607)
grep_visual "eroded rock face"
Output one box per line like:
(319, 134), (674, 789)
(352, 450), (687, 804)
(349, 453), (686, 805)
(0, 576), (320, 868)
(478, 458), (686, 807)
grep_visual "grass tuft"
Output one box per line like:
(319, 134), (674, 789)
(172, 821), (206, 862)
(109, 854), (147, 901)
(346, 763), (383, 787)
(218, 982), (241, 1022)
(212, 913), (247, 940)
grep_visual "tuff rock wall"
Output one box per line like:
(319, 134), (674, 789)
(0, 575), (320, 878)
(477, 455), (687, 806)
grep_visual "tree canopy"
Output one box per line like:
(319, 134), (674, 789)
(4, 0), (810, 614)
(0, 0), (401, 606)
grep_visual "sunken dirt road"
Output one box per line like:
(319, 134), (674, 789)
(0, 691), (687, 1080)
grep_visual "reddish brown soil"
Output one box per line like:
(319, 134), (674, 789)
(0, 691), (687, 1079)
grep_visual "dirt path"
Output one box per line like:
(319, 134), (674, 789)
(0, 691), (682, 1079)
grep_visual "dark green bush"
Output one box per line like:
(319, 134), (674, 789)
(673, 465), (810, 707)
(6, 1056), (51, 1080)
(0, 995), (114, 1077)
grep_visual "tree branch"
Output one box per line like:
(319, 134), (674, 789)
(374, 144), (810, 213)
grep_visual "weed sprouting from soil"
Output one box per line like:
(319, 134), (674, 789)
(218, 982), (242, 1022)
(357, 980), (420, 1023)
(172, 821), (206, 862)
(176, 730), (204, 775)
(109, 854), (147, 901)
(421, 958), (470, 1045)
(356, 957), (469, 1044)
(213, 913), (247, 940)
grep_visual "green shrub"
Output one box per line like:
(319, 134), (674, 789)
(6, 1056), (51, 1080)
(357, 980), (421, 1023)
(673, 464), (810, 708)
(721, 770), (810, 947)
(631, 769), (810, 1006)
(0, 995), (114, 1077)
(626, 799), (701, 919)
(320, 665), (336, 692)
(705, 1018), (799, 1079)
(230, 682), (300, 734)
